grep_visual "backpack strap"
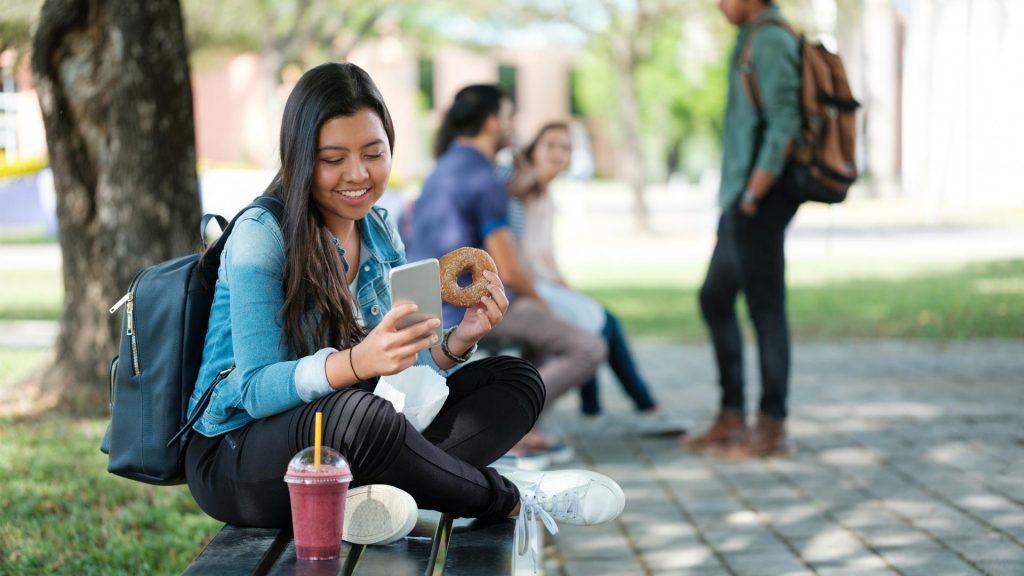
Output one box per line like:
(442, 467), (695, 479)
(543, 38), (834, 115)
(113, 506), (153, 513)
(739, 17), (801, 115)
(176, 196), (285, 446)
(198, 196), (284, 282)
(200, 214), (229, 247)
(168, 366), (234, 447)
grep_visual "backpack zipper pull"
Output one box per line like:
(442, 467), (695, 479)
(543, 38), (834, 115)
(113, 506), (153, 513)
(109, 292), (131, 314)
(126, 297), (135, 336)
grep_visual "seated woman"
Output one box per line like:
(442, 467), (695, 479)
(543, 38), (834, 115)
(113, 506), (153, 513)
(183, 63), (624, 552)
(506, 122), (686, 437)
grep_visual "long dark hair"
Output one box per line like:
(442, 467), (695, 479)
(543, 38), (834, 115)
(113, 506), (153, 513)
(434, 84), (507, 158)
(264, 62), (395, 356)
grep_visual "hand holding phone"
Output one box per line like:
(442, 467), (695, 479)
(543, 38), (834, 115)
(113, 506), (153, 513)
(389, 259), (444, 347)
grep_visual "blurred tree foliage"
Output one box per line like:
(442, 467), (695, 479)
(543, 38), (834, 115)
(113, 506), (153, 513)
(571, 0), (861, 184)
(1, 0), (44, 54)
(3, 0), (864, 192)
(181, 0), (437, 81)
(571, 3), (730, 183)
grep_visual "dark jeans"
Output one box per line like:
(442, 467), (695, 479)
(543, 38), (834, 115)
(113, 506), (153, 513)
(699, 187), (800, 420)
(185, 356), (543, 528)
(580, 310), (658, 415)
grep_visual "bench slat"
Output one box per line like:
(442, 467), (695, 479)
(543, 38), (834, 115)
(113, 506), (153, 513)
(441, 518), (521, 576)
(263, 511), (444, 575)
(184, 510), (529, 575)
(182, 526), (288, 576)
(264, 539), (437, 576)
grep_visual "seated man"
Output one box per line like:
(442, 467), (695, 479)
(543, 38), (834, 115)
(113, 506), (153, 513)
(407, 85), (606, 466)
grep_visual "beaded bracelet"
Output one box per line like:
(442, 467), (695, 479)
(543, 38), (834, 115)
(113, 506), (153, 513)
(441, 325), (477, 363)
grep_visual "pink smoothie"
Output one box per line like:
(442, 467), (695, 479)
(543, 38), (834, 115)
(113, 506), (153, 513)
(286, 466), (350, 560)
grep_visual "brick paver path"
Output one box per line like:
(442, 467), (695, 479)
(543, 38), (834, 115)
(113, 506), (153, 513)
(542, 341), (1024, 576)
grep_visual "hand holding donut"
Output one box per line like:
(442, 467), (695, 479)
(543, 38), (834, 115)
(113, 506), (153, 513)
(452, 270), (508, 345)
(438, 247), (508, 347)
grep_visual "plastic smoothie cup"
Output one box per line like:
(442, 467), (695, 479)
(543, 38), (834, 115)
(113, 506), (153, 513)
(284, 446), (352, 560)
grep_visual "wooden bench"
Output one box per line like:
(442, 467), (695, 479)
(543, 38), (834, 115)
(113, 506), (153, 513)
(182, 510), (540, 575)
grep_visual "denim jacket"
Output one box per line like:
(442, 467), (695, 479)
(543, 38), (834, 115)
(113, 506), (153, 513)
(188, 204), (449, 437)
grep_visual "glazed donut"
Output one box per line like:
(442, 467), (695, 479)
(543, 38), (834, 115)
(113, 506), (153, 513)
(439, 247), (498, 307)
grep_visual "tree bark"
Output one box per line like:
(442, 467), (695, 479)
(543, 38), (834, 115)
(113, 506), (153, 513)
(611, 35), (650, 233)
(31, 0), (200, 414)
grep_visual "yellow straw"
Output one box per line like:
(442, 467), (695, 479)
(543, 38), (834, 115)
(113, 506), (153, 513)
(314, 411), (323, 469)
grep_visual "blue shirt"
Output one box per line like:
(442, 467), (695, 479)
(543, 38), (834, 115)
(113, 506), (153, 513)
(407, 144), (511, 328)
(188, 204), (450, 437)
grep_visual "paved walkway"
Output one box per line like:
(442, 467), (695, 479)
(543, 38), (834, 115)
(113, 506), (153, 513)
(541, 340), (1024, 576)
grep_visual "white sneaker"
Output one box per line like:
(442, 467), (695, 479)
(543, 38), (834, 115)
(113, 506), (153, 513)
(507, 469), (625, 527)
(541, 442), (576, 465)
(513, 442), (575, 471)
(505, 469), (626, 560)
(342, 484), (418, 545)
(630, 411), (689, 438)
(512, 450), (551, 471)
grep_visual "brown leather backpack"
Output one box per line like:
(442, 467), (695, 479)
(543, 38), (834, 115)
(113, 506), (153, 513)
(741, 19), (860, 203)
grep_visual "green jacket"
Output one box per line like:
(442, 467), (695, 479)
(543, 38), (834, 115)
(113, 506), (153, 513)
(718, 6), (802, 209)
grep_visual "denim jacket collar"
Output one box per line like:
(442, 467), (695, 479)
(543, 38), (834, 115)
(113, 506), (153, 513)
(328, 209), (402, 272)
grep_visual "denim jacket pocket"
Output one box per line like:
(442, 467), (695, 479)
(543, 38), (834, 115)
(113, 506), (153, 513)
(204, 371), (243, 423)
(356, 277), (389, 325)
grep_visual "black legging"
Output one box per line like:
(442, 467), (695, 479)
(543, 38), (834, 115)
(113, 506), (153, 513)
(699, 186), (800, 420)
(186, 356), (544, 528)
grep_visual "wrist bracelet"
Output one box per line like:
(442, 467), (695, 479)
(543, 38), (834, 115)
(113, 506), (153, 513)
(349, 346), (364, 381)
(441, 325), (477, 363)
(742, 188), (758, 204)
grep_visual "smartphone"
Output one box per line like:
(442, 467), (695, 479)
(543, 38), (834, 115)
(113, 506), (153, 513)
(389, 258), (444, 347)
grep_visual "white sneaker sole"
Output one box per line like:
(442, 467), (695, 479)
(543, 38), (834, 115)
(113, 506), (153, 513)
(342, 485), (418, 545)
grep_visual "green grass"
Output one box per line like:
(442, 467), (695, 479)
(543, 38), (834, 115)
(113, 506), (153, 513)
(1, 259), (1023, 340)
(0, 229), (55, 245)
(569, 259), (1024, 342)
(0, 350), (47, 384)
(0, 269), (63, 321)
(0, 416), (220, 575)
(0, 352), (219, 576)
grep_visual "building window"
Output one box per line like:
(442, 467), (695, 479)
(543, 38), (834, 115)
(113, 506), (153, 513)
(498, 64), (517, 102)
(418, 58), (434, 110)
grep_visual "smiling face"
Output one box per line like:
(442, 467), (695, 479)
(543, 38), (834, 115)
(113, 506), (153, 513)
(311, 108), (392, 231)
(530, 126), (572, 183)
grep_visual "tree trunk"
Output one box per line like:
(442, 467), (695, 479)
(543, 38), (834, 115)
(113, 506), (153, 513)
(611, 37), (650, 233)
(31, 0), (200, 414)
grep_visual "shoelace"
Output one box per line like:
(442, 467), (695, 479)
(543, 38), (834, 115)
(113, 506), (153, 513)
(514, 475), (584, 573)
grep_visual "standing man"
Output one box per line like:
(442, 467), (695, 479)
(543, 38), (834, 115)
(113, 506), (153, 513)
(683, 0), (803, 457)
(408, 85), (606, 463)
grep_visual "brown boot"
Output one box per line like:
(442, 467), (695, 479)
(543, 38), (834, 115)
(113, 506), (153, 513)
(717, 413), (793, 459)
(682, 411), (747, 452)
